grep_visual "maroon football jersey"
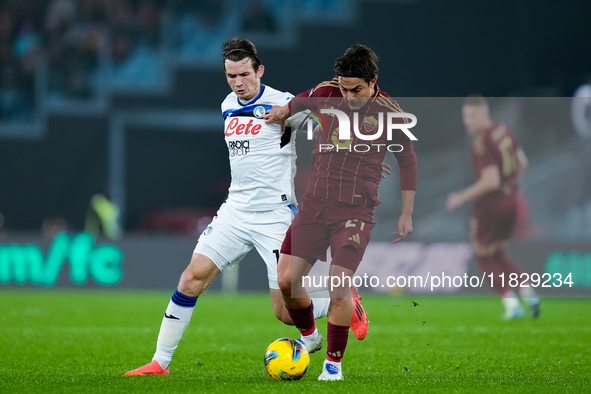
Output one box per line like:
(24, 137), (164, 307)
(471, 123), (521, 217)
(290, 78), (417, 208)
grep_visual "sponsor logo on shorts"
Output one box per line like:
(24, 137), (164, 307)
(228, 140), (250, 156)
(348, 233), (361, 244)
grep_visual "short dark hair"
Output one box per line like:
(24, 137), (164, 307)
(463, 94), (488, 108)
(334, 44), (378, 84)
(222, 37), (261, 71)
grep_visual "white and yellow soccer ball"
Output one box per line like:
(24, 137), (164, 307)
(264, 338), (310, 381)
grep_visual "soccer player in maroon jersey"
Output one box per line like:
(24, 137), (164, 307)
(446, 95), (541, 320)
(265, 44), (417, 380)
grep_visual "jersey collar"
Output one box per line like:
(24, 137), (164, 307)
(237, 84), (266, 107)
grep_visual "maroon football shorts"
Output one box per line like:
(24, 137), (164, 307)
(471, 195), (518, 246)
(281, 194), (375, 271)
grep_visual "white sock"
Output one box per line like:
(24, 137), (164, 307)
(153, 301), (195, 369)
(518, 286), (539, 306)
(501, 290), (520, 312)
(310, 291), (330, 319)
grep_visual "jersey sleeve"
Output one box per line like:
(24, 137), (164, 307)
(287, 79), (340, 113)
(285, 110), (310, 130)
(288, 87), (315, 114)
(220, 93), (234, 118)
(392, 130), (418, 191)
(283, 92), (308, 129)
(474, 135), (501, 175)
(382, 97), (417, 191)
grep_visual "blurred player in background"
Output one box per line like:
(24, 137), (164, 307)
(124, 37), (332, 376)
(446, 95), (541, 320)
(265, 44), (417, 380)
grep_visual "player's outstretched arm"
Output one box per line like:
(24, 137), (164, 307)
(393, 190), (415, 243)
(446, 164), (500, 211)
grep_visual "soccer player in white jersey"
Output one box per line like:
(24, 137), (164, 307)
(124, 38), (334, 376)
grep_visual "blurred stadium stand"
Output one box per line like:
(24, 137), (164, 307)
(1, 0), (590, 242)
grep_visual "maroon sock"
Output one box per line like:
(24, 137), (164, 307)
(476, 254), (507, 296)
(496, 251), (524, 277)
(496, 251), (530, 290)
(286, 302), (315, 334)
(326, 322), (349, 362)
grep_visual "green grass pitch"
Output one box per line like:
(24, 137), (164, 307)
(0, 290), (589, 393)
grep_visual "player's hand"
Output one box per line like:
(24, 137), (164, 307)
(393, 212), (412, 243)
(264, 105), (290, 134)
(381, 163), (392, 179)
(446, 192), (465, 211)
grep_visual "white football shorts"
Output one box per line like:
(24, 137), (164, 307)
(193, 202), (294, 289)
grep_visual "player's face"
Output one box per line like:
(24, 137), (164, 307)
(338, 76), (376, 110)
(462, 105), (489, 134)
(225, 59), (265, 101)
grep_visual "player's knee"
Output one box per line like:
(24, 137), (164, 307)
(328, 282), (352, 299)
(277, 272), (292, 295)
(178, 274), (199, 297)
(178, 267), (209, 297)
(328, 297), (349, 310)
(178, 269), (194, 286)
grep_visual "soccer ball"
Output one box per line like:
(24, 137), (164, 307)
(264, 338), (310, 381)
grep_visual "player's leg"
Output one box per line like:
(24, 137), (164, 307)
(471, 215), (525, 320)
(330, 217), (372, 340)
(277, 253), (323, 353)
(472, 241), (523, 319)
(270, 288), (331, 324)
(276, 202), (333, 352)
(249, 208), (295, 325)
(318, 214), (374, 381)
(125, 203), (252, 376)
(251, 206), (330, 324)
(495, 249), (541, 318)
(264, 248), (306, 326)
(277, 253), (314, 305)
(474, 249), (524, 320)
(125, 253), (220, 375)
(270, 288), (292, 324)
(261, 244), (330, 324)
(270, 272), (330, 324)
(154, 254), (220, 367)
(488, 202), (540, 318)
(317, 249), (359, 381)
